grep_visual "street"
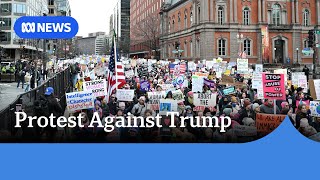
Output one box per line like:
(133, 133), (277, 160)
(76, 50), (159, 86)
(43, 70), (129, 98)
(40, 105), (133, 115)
(0, 83), (25, 111)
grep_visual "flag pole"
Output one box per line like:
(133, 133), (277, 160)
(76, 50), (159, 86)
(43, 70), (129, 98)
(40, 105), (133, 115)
(114, 29), (118, 91)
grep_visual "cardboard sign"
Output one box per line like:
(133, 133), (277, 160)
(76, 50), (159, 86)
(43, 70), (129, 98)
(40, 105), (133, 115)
(195, 72), (209, 77)
(255, 64), (263, 73)
(262, 73), (286, 100)
(310, 80), (320, 100)
(66, 91), (95, 112)
(140, 81), (150, 92)
(256, 113), (286, 135)
(147, 91), (167, 110)
(192, 76), (204, 92)
(193, 93), (217, 107)
(172, 90), (184, 103)
(83, 79), (107, 97)
(237, 58), (249, 74)
(252, 73), (263, 89)
(292, 72), (305, 86)
(233, 125), (257, 137)
(159, 99), (178, 115)
(125, 70), (134, 78)
(116, 89), (135, 102)
(310, 101), (320, 117)
(204, 78), (215, 88)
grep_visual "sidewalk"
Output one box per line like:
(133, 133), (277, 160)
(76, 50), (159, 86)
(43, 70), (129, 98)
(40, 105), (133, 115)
(0, 83), (25, 111)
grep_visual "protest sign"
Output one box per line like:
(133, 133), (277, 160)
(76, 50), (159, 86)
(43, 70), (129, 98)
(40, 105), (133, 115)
(292, 72), (305, 86)
(147, 91), (167, 110)
(216, 71), (222, 78)
(256, 113), (286, 135)
(172, 90), (184, 103)
(159, 99), (178, 115)
(125, 70), (134, 78)
(192, 76), (204, 92)
(83, 79), (107, 97)
(237, 58), (249, 74)
(255, 64), (263, 73)
(66, 91), (95, 112)
(195, 72), (209, 77)
(148, 59), (157, 72)
(262, 73), (286, 100)
(206, 61), (214, 69)
(204, 78), (215, 88)
(193, 93), (217, 108)
(175, 76), (185, 85)
(298, 75), (308, 93)
(140, 81), (150, 92)
(116, 89), (135, 102)
(252, 73), (263, 89)
(188, 62), (197, 71)
(310, 101), (320, 117)
(222, 86), (236, 96)
(310, 79), (320, 100)
(233, 125), (257, 137)
(257, 88), (264, 99)
(221, 75), (235, 84)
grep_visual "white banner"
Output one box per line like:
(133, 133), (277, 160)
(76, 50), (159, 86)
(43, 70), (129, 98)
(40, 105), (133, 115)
(159, 99), (178, 115)
(252, 72), (263, 89)
(83, 79), (107, 97)
(237, 58), (249, 74)
(116, 89), (135, 102)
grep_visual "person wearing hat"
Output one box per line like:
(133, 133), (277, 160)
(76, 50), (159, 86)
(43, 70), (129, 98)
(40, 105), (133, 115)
(298, 118), (317, 137)
(238, 99), (255, 124)
(43, 87), (63, 141)
(131, 96), (147, 116)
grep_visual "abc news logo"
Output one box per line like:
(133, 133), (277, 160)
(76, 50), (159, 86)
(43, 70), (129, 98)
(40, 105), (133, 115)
(21, 22), (72, 33)
(14, 16), (78, 39)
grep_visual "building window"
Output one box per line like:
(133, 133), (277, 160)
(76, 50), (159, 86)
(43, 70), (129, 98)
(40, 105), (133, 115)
(190, 12), (193, 25)
(218, 6), (224, 25)
(272, 4), (281, 25)
(303, 9), (310, 26)
(49, 0), (54, 6)
(0, 17), (11, 27)
(243, 39), (252, 56)
(190, 41), (193, 57)
(13, 4), (26, 14)
(1, 32), (11, 42)
(198, 7), (201, 24)
(243, 7), (250, 25)
(172, 20), (175, 32)
(218, 38), (226, 56)
(168, 22), (171, 33)
(184, 42), (187, 57)
(49, 8), (54, 14)
(178, 14), (181, 31)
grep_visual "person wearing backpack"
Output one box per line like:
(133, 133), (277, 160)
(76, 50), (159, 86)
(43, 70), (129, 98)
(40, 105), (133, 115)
(17, 69), (26, 89)
(71, 63), (80, 89)
(42, 87), (63, 141)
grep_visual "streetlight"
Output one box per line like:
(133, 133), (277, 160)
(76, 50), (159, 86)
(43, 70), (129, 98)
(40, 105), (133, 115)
(237, 33), (244, 58)
(296, 48), (299, 65)
(274, 48), (277, 63)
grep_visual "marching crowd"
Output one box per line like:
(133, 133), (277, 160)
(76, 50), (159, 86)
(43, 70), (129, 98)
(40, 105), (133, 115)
(29, 59), (320, 143)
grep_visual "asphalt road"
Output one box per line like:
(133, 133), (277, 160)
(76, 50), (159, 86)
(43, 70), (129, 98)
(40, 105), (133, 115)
(0, 83), (25, 111)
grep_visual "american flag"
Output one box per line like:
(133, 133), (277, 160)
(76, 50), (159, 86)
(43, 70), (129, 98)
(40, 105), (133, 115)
(169, 63), (186, 75)
(106, 30), (126, 102)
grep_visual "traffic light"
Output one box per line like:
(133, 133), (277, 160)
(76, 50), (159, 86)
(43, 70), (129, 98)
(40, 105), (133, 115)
(308, 30), (314, 48)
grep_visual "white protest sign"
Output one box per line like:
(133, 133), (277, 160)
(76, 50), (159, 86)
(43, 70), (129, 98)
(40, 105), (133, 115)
(237, 58), (249, 74)
(147, 91), (167, 110)
(252, 73), (263, 89)
(188, 62), (197, 71)
(172, 90), (184, 103)
(255, 64), (263, 73)
(298, 75), (308, 93)
(192, 76), (204, 92)
(193, 93), (217, 107)
(292, 72), (305, 86)
(313, 80), (320, 100)
(148, 59), (157, 72)
(125, 69), (134, 78)
(310, 101), (320, 117)
(116, 89), (135, 102)
(83, 79), (107, 97)
(257, 88), (264, 100)
(274, 69), (288, 86)
(159, 99), (178, 115)
(160, 84), (175, 91)
(66, 91), (95, 112)
(206, 61), (214, 69)
(233, 125), (257, 137)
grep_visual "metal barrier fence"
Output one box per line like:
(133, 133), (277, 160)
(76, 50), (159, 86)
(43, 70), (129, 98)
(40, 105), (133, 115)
(0, 68), (72, 135)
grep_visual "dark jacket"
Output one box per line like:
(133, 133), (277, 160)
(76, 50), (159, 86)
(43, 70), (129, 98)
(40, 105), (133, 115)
(45, 95), (63, 117)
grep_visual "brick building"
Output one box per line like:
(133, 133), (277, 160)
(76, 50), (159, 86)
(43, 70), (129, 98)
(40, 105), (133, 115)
(159, 0), (320, 65)
(130, 0), (166, 59)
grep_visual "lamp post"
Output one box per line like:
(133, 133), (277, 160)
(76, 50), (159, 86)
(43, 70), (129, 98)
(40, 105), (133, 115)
(296, 48), (299, 65)
(237, 33), (244, 58)
(0, 21), (5, 63)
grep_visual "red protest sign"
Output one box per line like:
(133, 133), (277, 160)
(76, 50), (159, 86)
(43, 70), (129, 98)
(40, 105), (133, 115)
(262, 73), (286, 100)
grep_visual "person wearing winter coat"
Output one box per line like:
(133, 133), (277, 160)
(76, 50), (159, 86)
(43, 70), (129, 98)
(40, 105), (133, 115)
(260, 99), (280, 114)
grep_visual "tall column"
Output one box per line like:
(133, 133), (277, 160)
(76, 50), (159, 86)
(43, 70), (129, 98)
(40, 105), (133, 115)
(234, 0), (238, 23)
(202, 0), (209, 22)
(291, 1), (295, 24)
(230, 0), (234, 23)
(262, 0), (266, 22)
(295, 0), (299, 24)
(258, 0), (262, 23)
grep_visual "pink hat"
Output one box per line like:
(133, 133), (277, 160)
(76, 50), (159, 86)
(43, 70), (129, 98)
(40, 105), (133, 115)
(281, 102), (288, 109)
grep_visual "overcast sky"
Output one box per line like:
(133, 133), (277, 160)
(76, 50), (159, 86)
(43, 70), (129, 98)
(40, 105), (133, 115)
(69, 0), (118, 37)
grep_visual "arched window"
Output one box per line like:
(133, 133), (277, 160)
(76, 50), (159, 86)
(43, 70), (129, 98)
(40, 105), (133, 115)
(172, 20), (175, 32)
(184, 12), (188, 28)
(303, 9), (310, 26)
(218, 6), (224, 25)
(190, 12), (193, 25)
(198, 7), (201, 24)
(168, 22), (171, 33)
(272, 4), (281, 25)
(178, 13), (181, 30)
(218, 39), (226, 56)
(243, 7), (250, 25)
(243, 39), (252, 56)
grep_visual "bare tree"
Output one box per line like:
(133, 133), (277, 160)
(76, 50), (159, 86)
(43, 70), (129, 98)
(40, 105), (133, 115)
(131, 14), (160, 57)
